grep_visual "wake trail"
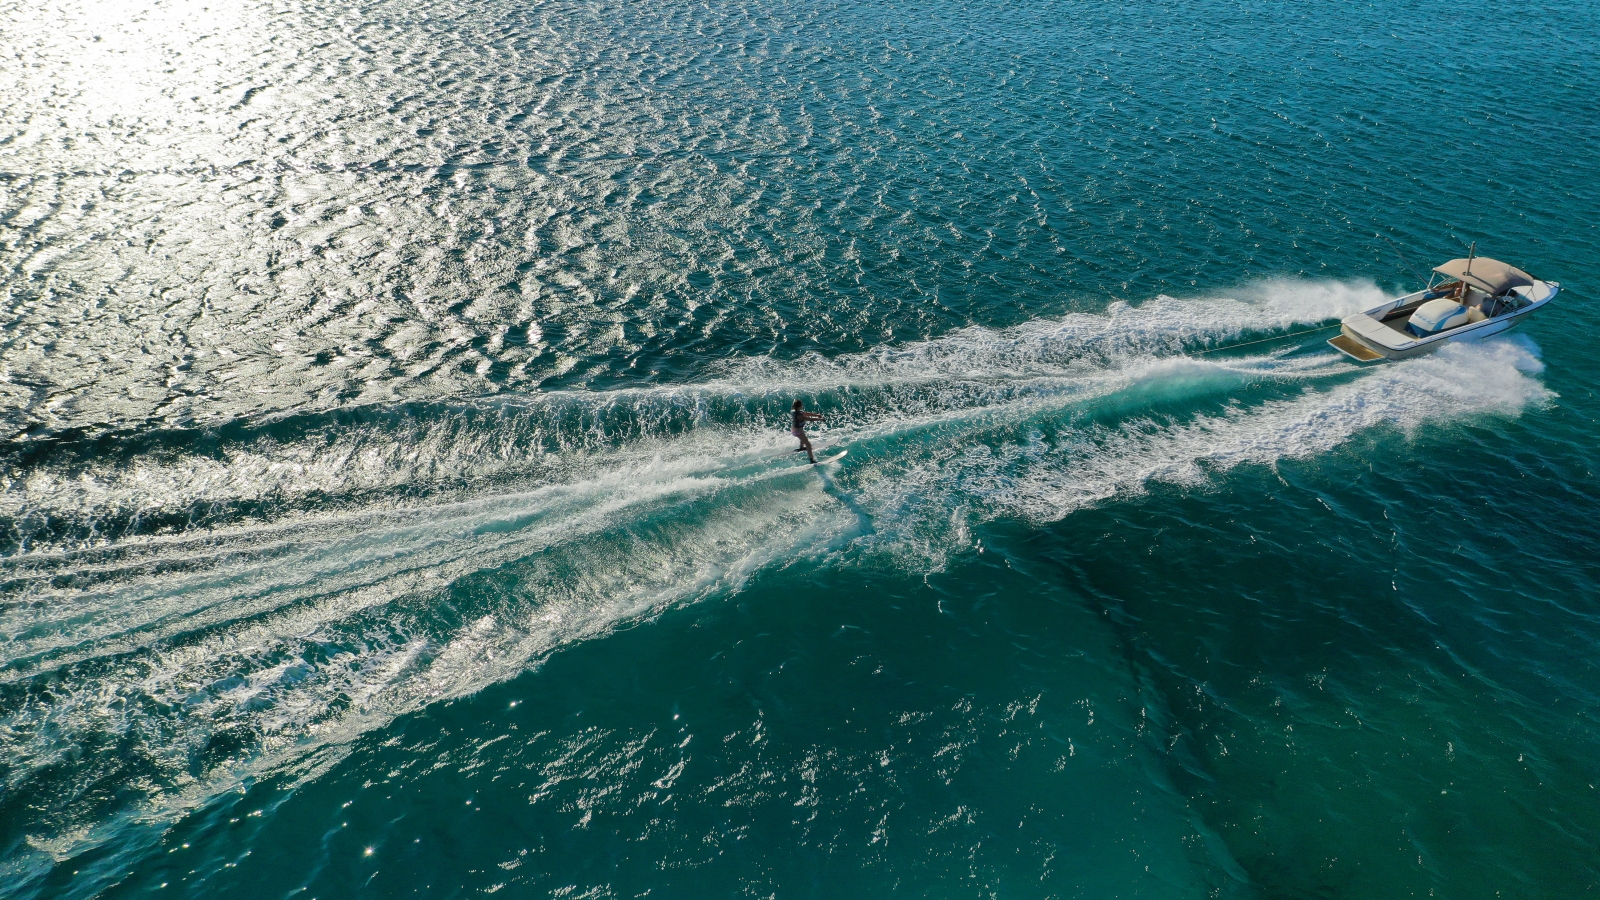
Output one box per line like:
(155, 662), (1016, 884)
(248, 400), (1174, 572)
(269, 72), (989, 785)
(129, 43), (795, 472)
(0, 281), (1552, 875)
(0, 278), (1378, 555)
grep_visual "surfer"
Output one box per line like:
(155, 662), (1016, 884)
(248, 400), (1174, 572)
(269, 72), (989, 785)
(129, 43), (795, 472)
(791, 399), (824, 464)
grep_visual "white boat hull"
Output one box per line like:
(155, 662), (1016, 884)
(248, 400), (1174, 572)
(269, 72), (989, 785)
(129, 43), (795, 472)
(1330, 279), (1558, 362)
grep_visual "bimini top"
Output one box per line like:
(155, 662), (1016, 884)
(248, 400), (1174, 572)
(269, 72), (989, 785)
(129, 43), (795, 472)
(1433, 256), (1534, 295)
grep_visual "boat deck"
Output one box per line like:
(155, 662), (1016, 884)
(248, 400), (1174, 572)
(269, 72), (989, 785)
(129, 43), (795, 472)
(1328, 334), (1384, 362)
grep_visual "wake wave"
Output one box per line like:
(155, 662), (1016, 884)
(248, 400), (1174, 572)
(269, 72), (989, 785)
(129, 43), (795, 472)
(721, 277), (1384, 384)
(0, 281), (1550, 879)
(855, 335), (1549, 552)
(0, 278), (1380, 554)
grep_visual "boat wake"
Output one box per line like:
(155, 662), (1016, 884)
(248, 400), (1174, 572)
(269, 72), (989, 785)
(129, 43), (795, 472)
(0, 281), (1552, 886)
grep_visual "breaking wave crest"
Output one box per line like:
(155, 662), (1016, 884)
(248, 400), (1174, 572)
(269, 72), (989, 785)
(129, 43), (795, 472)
(0, 281), (1551, 880)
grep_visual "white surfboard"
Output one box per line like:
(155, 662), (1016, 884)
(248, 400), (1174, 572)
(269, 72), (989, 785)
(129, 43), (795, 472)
(729, 448), (848, 485)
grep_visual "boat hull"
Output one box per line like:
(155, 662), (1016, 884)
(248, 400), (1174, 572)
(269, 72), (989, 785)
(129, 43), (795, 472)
(1330, 290), (1550, 362)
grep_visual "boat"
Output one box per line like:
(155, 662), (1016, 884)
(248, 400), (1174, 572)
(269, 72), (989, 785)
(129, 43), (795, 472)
(1327, 250), (1560, 362)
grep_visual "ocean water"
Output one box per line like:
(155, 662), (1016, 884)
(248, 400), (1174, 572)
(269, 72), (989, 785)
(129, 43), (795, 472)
(3, 0), (1598, 896)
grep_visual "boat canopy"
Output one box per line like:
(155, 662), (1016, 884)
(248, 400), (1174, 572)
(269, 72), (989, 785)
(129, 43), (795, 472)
(1433, 257), (1534, 295)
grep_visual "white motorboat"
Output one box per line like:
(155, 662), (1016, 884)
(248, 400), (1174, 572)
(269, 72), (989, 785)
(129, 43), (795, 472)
(1328, 251), (1559, 362)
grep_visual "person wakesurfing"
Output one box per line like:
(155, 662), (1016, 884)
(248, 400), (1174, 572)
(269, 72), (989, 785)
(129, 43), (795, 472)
(790, 399), (825, 464)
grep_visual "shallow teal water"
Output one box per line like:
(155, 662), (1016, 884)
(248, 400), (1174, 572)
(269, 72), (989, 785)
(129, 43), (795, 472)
(2, 0), (1599, 897)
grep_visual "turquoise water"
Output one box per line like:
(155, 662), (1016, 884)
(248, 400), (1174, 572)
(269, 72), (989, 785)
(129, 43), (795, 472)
(3, 0), (1599, 896)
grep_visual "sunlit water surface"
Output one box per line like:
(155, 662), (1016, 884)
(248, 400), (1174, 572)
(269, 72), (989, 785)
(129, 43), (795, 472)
(2, 0), (1598, 897)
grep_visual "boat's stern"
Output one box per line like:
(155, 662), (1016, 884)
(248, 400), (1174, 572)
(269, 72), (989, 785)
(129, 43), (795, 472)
(1332, 310), (1428, 361)
(1328, 331), (1385, 362)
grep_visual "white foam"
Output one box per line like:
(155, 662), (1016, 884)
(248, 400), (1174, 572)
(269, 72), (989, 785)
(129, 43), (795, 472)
(850, 335), (1552, 561)
(0, 285), (1548, 870)
(1, 459), (850, 856)
(0, 278), (1377, 549)
(720, 277), (1382, 385)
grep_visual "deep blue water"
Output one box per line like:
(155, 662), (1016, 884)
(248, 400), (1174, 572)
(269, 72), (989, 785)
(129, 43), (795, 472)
(2, 0), (1598, 897)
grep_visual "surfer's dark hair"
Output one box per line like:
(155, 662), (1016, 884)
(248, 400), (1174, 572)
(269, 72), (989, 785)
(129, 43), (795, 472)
(793, 399), (803, 409)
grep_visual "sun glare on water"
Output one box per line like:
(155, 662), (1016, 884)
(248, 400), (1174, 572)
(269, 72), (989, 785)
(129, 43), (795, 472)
(5, 0), (281, 171)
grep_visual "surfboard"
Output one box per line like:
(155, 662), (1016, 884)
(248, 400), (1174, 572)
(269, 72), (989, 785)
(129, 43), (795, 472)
(719, 447), (847, 484)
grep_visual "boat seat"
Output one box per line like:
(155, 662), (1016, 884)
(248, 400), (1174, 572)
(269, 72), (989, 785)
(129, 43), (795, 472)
(1407, 298), (1473, 337)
